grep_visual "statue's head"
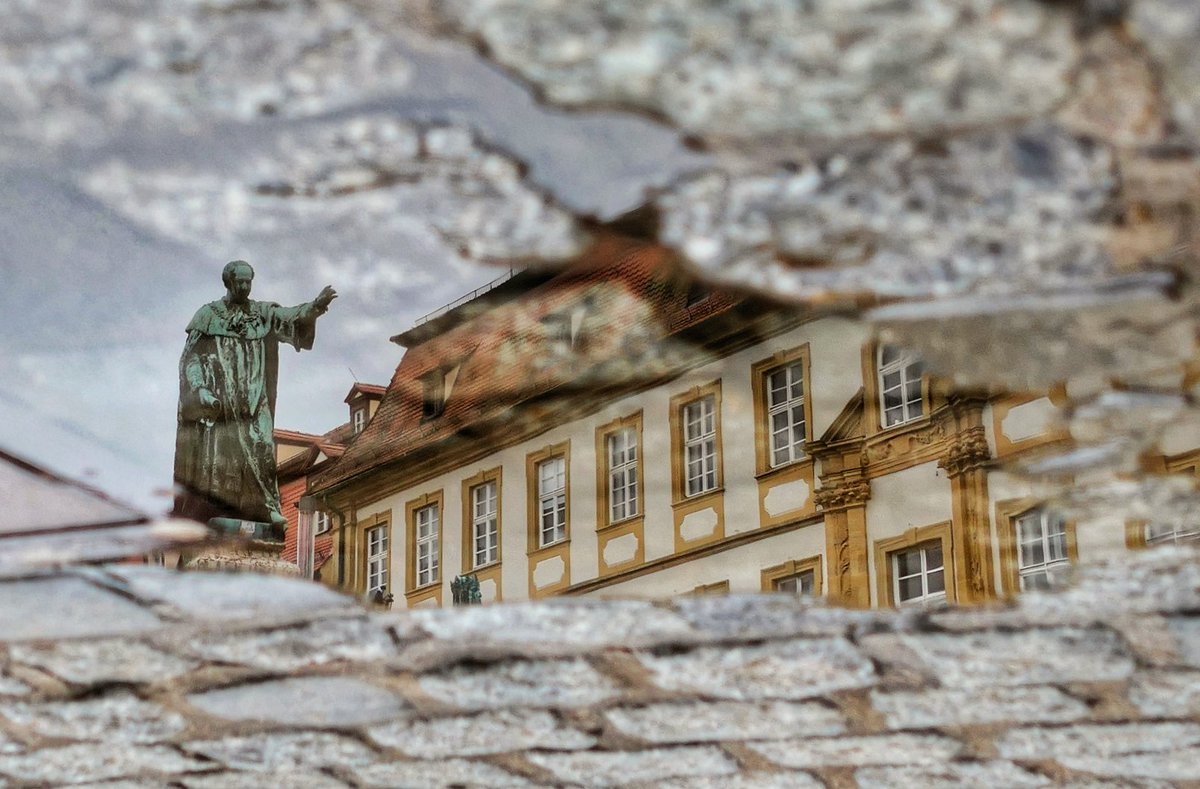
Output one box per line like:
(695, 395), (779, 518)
(222, 260), (254, 305)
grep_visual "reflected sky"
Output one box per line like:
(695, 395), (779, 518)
(0, 27), (704, 512)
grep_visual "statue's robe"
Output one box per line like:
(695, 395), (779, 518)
(174, 298), (320, 525)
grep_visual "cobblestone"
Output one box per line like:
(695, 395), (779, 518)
(0, 550), (1191, 785)
(0, 743), (211, 784)
(999, 722), (1200, 782)
(183, 732), (378, 772)
(368, 709), (594, 757)
(604, 700), (844, 744)
(401, 600), (696, 665)
(862, 628), (1134, 688)
(350, 758), (532, 788)
(526, 745), (738, 787)
(748, 732), (964, 769)
(0, 577), (161, 641)
(417, 658), (622, 711)
(9, 639), (196, 687)
(870, 685), (1089, 730)
(174, 617), (397, 672)
(105, 567), (353, 624)
(1, 691), (187, 743)
(187, 677), (408, 728)
(1128, 670), (1200, 717)
(637, 638), (875, 701)
(856, 761), (1051, 788)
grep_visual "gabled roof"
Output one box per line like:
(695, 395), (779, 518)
(275, 419), (356, 480)
(310, 234), (750, 494)
(344, 383), (387, 404)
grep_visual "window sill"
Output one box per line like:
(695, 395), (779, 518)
(754, 459), (813, 481)
(598, 515), (644, 533)
(672, 487), (725, 509)
(527, 538), (570, 558)
(465, 560), (501, 574)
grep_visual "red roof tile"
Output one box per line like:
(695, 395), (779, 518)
(310, 234), (747, 494)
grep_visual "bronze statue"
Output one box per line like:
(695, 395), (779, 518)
(174, 260), (336, 530)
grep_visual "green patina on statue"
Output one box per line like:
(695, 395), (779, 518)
(173, 260), (336, 530)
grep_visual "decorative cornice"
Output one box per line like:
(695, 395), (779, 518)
(814, 478), (871, 511)
(939, 425), (991, 476)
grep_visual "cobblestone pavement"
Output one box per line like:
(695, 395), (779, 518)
(0, 548), (1196, 787)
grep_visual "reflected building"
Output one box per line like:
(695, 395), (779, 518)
(305, 234), (1199, 607)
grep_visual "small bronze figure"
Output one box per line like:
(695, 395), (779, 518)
(174, 260), (336, 530)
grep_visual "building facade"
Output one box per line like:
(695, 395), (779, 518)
(308, 235), (1200, 607)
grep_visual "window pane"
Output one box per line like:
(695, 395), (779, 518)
(925, 544), (943, 571)
(898, 575), (924, 602)
(774, 577), (797, 594)
(895, 549), (921, 578)
(926, 568), (945, 594)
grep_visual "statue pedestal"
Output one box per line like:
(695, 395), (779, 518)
(179, 518), (297, 576)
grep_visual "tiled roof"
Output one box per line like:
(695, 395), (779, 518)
(344, 382), (387, 403)
(0, 547), (1195, 784)
(311, 234), (745, 493)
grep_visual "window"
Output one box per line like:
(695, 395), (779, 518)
(365, 524), (388, 596)
(773, 569), (816, 596)
(763, 358), (807, 468)
(607, 427), (639, 523)
(536, 456), (567, 548)
(1145, 521), (1200, 545)
(421, 371), (445, 420)
(470, 481), (499, 568)
(352, 407), (367, 434)
(877, 345), (924, 428)
(683, 396), (718, 497)
(414, 504), (439, 588)
(892, 541), (946, 606)
(314, 510), (331, 535)
(1015, 509), (1070, 591)
(762, 557), (822, 596)
(685, 282), (710, 307)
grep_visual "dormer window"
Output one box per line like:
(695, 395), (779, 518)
(542, 305), (589, 357)
(421, 364), (460, 421)
(421, 371), (446, 420)
(352, 407), (367, 435)
(686, 282), (710, 307)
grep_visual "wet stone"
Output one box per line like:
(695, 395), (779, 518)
(182, 770), (350, 788)
(417, 658), (621, 711)
(368, 708), (594, 758)
(183, 732), (378, 772)
(0, 677), (29, 697)
(636, 638), (875, 701)
(9, 638), (196, 686)
(350, 758), (532, 788)
(861, 628), (1134, 688)
(657, 123), (1118, 305)
(998, 722), (1200, 782)
(869, 686), (1089, 730)
(187, 676), (408, 728)
(1167, 616), (1200, 667)
(749, 733), (965, 769)
(526, 745), (738, 787)
(0, 577), (161, 641)
(1, 691), (188, 743)
(105, 567), (353, 624)
(402, 600), (696, 662)
(604, 700), (844, 744)
(0, 743), (212, 784)
(644, 773), (823, 789)
(855, 761), (1051, 788)
(667, 595), (886, 641)
(1128, 670), (1200, 717)
(429, 0), (1077, 141)
(177, 617), (397, 671)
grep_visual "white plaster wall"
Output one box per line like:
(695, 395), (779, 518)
(587, 522), (826, 598)
(865, 461), (953, 606)
(352, 316), (867, 606)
